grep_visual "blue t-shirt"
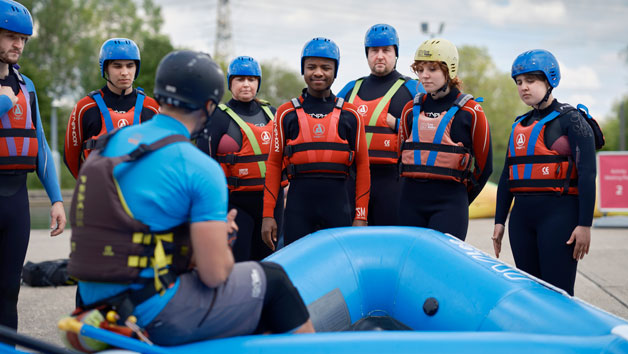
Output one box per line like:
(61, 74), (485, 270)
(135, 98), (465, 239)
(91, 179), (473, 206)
(78, 114), (228, 326)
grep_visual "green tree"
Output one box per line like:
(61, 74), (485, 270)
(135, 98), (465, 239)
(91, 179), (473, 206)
(600, 96), (628, 151)
(458, 45), (528, 182)
(257, 61), (304, 107)
(18, 0), (173, 188)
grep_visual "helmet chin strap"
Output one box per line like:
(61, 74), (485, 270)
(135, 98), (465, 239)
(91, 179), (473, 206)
(105, 77), (132, 96)
(533, 87), (553, 110)
(431, 79), (449, 98)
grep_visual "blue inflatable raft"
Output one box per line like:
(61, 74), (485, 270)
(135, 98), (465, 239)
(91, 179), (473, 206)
(62, 227), (628, 353)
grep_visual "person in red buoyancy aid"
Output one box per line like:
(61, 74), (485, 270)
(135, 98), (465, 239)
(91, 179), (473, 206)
(63, 38), (159, 178)
(196, 56), (286, 261)
(398, 38), (492, 240)
(0, 0), (66, 338)
(492, 50), (597, 296)
(337, 24), (424, 226)
(261, 37), (370, 250)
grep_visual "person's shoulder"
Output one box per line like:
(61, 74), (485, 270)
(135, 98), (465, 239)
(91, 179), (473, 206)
(73, 95), (99, 114)
(337, 79), (361, 99)
(459, 94), (486, 116)
(142, 95), (160, 112)
(341, 101), (360, 115)
(276, 100), (297, 119)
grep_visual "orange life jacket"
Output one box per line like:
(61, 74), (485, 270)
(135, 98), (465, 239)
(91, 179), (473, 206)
(400, 93), (473, 184)
(347, 78), (405, 164)
(0, 82), (37, 171)
(284, 97), (353, 178)
(215, 103), (275, 192)
(82, 89), (146, 159)
(507, 110), (578, 195)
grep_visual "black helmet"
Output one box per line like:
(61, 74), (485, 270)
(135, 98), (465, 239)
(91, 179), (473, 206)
(154, 50), (225, 111)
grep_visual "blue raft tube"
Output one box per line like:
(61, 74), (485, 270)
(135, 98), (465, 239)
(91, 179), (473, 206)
(58, 226), (628, 353)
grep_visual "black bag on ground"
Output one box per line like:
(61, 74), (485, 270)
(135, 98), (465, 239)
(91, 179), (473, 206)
(22, 259), (77, 287)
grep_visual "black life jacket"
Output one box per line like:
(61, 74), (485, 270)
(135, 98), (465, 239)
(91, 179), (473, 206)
(68, 131), (192, 290)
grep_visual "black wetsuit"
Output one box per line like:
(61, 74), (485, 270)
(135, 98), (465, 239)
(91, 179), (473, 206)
(399, 88), (493, 240)
(495, 99), (596, 295)
(264, 90), (369, 246)
(340, 71), (417, 226)
(197, 99), (283, 261)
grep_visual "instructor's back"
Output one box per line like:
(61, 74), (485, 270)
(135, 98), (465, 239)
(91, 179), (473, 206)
(68, 50), (313, 346)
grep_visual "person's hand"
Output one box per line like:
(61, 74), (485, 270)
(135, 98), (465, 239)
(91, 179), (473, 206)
(0, 85), (17, 106)
(492, 224), (505, 258)
(385, 113), (397, 130)
(352, 219), (367, 227)
(566, 225), (591, 260)
(50, 202), (66, 237)
(226, 209), (238, 247)
(261, 217), (277, 251)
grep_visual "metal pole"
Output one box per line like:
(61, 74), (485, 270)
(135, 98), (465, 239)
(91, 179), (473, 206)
(620, 102), (626, 151)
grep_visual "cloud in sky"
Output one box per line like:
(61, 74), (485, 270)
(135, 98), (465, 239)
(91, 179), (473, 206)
(471, 0), (566, 26)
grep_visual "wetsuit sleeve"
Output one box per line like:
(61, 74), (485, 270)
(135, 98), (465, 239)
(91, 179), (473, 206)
(23, 76), (62, 204)
(263, 103), (290, 218)
(345, 103), (370, 220)
(140, 96), (160, 122)
(562, 112), (596, 226)
(0, 94), (12, 115)
(397, 101), (414, 151)
(462, 101), (493, 203)
(336, 80), (356, 100)
(494, 153), (513, 225)
(64, 96), (93, 179)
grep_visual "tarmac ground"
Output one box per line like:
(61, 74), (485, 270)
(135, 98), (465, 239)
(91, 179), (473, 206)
(12, 218), (628, 348)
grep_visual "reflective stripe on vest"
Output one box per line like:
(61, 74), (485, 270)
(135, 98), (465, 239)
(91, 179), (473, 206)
(217, 103), (274, 189)
(507, 110), (577, 194)
(412, 93), (471, 166)
(348, 78), (405, 163)
(0, 82), (37, 170)
(400, 93), (473, 183)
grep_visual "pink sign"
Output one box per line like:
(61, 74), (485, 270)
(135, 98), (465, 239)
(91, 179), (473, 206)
(598, 152), (628, 211)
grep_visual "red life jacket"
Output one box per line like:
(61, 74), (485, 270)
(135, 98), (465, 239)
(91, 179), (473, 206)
(283, 97), (353, 178)
(507, 110), (578, 195)
(348, 78), (406, 164)
(400, 93), (474, 184)
(215, 103), (275, 192)
(82, 89), (146, 159)
(0, 82), (37, 171)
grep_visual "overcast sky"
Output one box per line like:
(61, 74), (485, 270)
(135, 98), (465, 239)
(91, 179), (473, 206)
(153, 0), (627, 120)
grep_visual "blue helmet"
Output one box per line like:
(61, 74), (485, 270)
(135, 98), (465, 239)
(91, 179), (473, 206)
(511, 49), (560, 88)
(364, 24), (399, 57)
(301, 37), (340, 78)
(0, 0), (33, 35)
(227, 56), (262, 92)
(99, 38), (141, 80)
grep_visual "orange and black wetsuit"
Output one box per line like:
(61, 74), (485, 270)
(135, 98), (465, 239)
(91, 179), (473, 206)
(64, 85), (159, 178)
(196, 98), (284, 261)
(398, 88), (492, 240)
(263, 90), (370, 245)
